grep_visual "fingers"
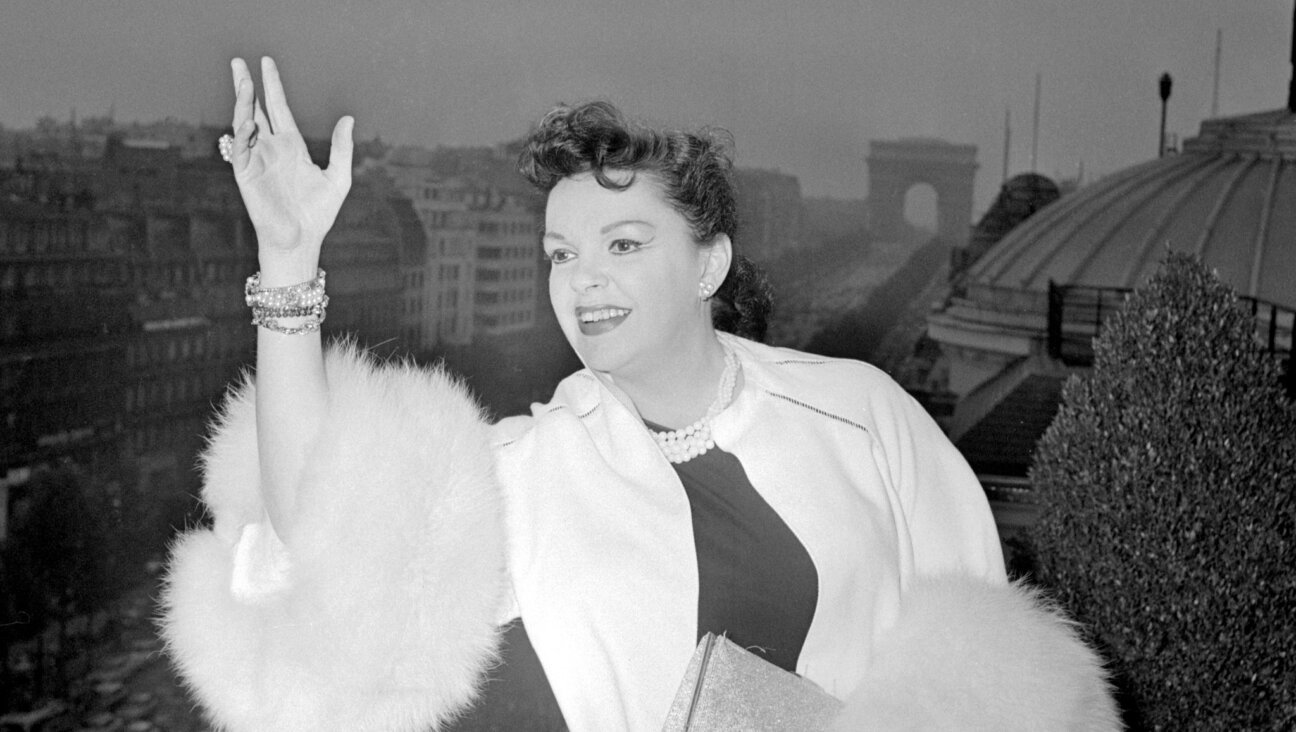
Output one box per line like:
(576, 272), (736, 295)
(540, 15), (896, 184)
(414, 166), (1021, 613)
(230, 57), (273, 139)
(252, 93), (271, 139)
(325, 116), (355, 188)
(231, 119), (256, 173)
(231, 57), (267, 145)
(261, 56), (299, 135)
(231, 58), (254, 132)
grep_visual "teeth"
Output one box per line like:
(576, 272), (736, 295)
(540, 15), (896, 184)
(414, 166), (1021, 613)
(579, 308), (630, 323)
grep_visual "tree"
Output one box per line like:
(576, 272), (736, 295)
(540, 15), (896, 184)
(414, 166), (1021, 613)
(1027, 253), (1296, 730)
(0, 466), (117, 704)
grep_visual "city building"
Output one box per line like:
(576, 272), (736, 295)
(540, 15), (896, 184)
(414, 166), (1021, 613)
(362, 145), (542, 351)
(369, 153), (480, 350)
(1, 117), (410, 541)
(0, 198), (132, 540)
(317, 176), (405, 351)
(470, 187), (539, 339)
(0, 143), (258, 538)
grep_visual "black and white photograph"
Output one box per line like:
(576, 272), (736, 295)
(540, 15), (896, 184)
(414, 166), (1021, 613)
(1, 1), (1293, 730)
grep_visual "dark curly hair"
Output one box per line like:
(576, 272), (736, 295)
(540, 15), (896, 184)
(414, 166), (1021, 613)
(518, 101), (773, 342)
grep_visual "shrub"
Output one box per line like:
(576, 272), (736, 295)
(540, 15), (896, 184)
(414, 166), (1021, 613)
(1027, 253), (1296, 730)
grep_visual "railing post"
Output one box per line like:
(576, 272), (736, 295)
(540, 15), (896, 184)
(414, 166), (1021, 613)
(1047, 280), (1063, 360)
(1095, 291), (1104, 338)
(1268, 302), (1278, 352)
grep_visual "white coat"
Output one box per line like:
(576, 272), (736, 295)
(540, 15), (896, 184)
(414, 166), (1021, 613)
(490, 332), (1006, 729)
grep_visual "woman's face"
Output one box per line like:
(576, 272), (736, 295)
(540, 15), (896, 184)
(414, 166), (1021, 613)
(543, 171), (726, 377)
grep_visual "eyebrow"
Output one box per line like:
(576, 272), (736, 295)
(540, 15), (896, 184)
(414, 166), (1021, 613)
(601, 219), (654, 234)
(542, 219), (656, 242)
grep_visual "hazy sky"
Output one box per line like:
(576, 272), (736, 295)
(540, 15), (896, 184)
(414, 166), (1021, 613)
(2, 0), (1291, 211)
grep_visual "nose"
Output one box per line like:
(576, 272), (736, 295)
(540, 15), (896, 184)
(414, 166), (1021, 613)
(569, 254), (607, 292)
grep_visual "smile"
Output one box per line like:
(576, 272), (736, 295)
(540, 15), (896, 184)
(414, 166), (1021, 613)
(578, 307), (631, 323)
(576, 306), (631, 336)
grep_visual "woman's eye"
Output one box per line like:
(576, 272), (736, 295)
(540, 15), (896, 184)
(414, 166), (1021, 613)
(547, 249), (574, 264)
(610, 239), (643, 254)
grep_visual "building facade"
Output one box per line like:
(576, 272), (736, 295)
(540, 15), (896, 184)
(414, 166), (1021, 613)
(318, 176), (405, 352)
(0, 146), (258, 538)
(469, 187), (539, 339)
(364, 147), (543, 351)
(0, 121), (409, 540)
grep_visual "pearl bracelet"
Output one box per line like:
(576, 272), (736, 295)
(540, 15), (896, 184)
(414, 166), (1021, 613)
(246, 269), (328, 335)
(245, 269), (327, 309)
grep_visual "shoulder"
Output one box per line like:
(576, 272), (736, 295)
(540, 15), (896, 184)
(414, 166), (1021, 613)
(489, 368), (601, 447)
(726, 335), (916, 423)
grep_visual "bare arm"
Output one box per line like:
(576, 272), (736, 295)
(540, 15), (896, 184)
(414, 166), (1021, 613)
(227, 57), (354, 544)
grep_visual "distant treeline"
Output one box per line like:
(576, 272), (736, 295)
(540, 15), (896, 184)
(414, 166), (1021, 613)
(802, 234), (946, 363)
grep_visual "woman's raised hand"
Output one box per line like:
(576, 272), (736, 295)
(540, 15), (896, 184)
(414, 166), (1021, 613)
(228, 57), (353, 277)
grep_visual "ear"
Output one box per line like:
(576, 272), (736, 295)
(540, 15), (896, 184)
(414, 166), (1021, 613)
(700, 234), (733, 295)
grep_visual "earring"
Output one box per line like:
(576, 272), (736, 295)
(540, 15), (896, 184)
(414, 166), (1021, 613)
(699, 281), (711, 300)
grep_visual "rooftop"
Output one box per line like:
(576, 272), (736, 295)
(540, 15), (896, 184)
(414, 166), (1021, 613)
(965, 109), (1296, 310)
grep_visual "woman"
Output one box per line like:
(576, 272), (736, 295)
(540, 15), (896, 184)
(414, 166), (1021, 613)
(162, 57), (1120, 731)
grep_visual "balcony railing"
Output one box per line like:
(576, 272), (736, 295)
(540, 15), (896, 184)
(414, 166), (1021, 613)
(1046, 280), (1294, 396)
(1046, 282), (1133, 366)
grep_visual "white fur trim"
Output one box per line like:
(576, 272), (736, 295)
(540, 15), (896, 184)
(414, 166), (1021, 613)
(230, 522), (293, 602)
(833, 576), (1121, 732)
(161, 344), (507, 731)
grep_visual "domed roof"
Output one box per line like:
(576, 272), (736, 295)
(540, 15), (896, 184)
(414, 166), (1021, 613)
(966, 109), (1296, 309)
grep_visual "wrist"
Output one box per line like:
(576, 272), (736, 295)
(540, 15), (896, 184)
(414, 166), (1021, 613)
(246, 267), (329, 336)
(258, 247), (322, 287)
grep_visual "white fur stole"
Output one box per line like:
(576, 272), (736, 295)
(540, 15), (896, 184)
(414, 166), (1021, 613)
(160, 344), (507, 731)
(833, 576), (1121, 731)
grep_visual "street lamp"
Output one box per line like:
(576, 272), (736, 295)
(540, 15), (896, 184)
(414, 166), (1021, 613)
(1159, 73), (1173, 157)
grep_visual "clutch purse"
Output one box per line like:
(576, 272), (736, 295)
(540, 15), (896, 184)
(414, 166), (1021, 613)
(661, 633), (843, 731)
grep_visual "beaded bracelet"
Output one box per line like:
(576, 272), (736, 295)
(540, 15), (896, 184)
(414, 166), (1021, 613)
(254, 301), (329, 319)
(245, 269), (327, 309)
(251, 308), (326, 336)
(246, 269), (328, 335)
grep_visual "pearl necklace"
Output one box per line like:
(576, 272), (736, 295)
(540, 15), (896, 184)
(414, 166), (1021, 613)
(651, 346), (741, 464)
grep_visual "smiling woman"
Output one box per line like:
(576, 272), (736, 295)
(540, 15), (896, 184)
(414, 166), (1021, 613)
(160, 58), (1120, 732)
(542, 172), (732, 411)
(525, 102), (774, 430)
